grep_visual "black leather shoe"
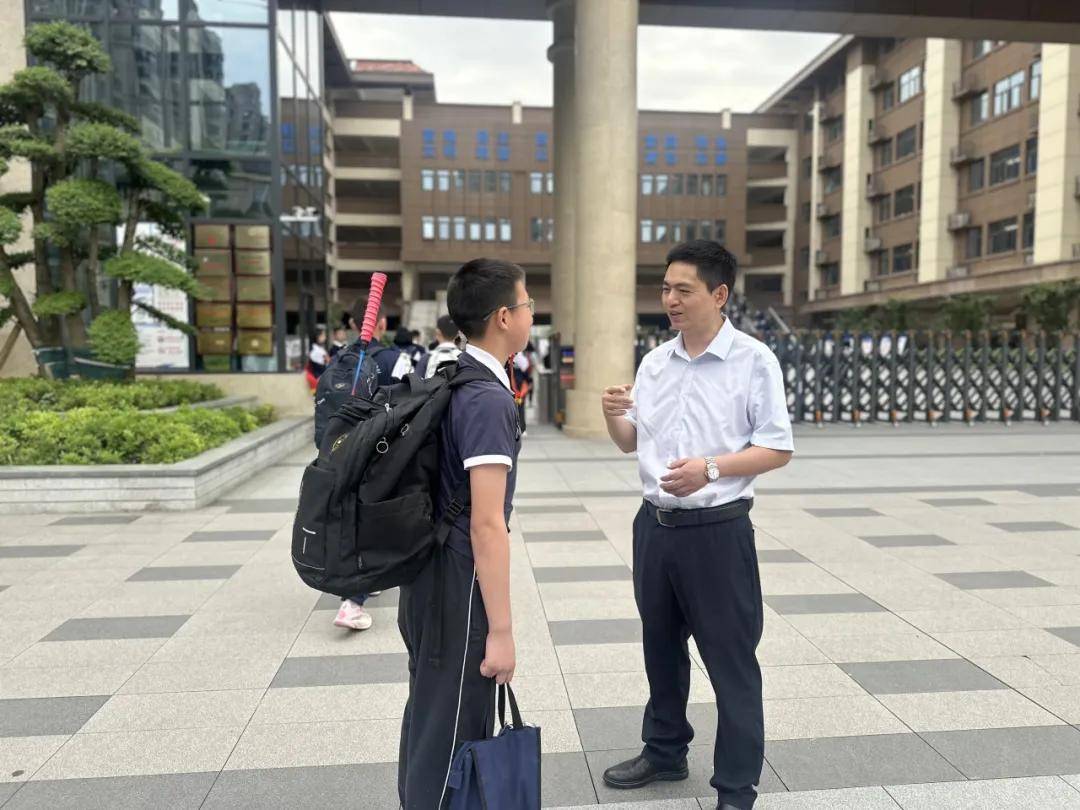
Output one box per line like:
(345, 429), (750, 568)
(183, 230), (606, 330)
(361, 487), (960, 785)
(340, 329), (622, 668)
(602, 755), (689, 789)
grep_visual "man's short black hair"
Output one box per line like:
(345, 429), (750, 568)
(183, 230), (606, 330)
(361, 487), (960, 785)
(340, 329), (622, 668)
(447, 258), (525, 340)
(665, 240), (737, 293)
(393, 326), (413, 346)
(436, 314), (457, 339)
(347, 296), (371, 328)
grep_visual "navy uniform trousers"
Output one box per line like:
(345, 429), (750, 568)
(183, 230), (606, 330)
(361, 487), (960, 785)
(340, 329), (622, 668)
(632, 502), (765, 810)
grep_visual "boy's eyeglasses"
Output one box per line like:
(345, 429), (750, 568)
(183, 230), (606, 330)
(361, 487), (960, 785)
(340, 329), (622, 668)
(484, 298), (535, 320)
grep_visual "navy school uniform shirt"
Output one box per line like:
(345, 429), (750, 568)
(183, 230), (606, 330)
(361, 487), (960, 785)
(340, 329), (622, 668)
(437, 346), (522, 559)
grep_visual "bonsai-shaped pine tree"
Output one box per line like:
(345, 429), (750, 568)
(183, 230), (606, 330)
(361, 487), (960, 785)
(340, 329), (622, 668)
(0, 21), (208, 374)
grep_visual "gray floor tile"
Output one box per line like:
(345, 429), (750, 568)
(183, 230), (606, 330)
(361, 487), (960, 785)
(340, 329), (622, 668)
(921, 497), (995, 507)
(991, 521), (1078, 533)
(1048, 627), (1080, 647)
(203, 763), (397, 809)
(936, 571), (1053, 590)
(543, 751), (599, 807)
(574, 704), (716, 752)
(183, 530), (277, 543)
(0, 695), (110, 737)
(50, 515), (138, 526)
(518, 490), (637, 500)
(270, 653), (410, 688)
(758, 550), (810, 564)
(806, 508), (883, 518)
(220, 498), (298, 513)
(765, 733), (964, 791)
(884, 776), (1080, 810)
(0, 544), (84, 558)
(313, 590), (399, 610)
(4, 772), (217, 810)
(549, 619), (642, 646)
(534, 565), (633, 583)
(525, 531), (608, 543)
(518, 504), (586, 514)
(764, 594), (885, 615)
(839, 659), (1007, 695)
(43, 615), (190, 641)
(860, 535), (955, 548)
(921, 725), (1080, 779)
(0, 784), (20, 805)
(127, 565), (240, 582)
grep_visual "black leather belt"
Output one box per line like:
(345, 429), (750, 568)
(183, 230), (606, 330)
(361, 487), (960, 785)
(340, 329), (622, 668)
(643, 498), (752, 529)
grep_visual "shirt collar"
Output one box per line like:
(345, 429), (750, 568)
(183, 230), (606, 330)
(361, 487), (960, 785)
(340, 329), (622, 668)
(668, 316), (735, 362)
(464, 344), (513, 392)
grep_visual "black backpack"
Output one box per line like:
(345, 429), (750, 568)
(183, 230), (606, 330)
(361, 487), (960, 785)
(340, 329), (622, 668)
(313, 340), (396, 449)
(293, 361), (493, 598)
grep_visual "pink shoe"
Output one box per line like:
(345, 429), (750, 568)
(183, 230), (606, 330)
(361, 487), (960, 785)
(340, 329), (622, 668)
(333, 599), (373, 631)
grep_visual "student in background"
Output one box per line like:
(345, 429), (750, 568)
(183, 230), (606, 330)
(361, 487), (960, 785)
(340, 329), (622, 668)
(423, 314), (462, 379)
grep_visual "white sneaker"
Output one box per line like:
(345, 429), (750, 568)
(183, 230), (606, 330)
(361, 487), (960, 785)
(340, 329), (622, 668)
(333, 599), (373, 631)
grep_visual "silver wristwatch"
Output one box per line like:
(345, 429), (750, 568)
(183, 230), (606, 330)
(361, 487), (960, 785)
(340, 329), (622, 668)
(704, 456), (720, 482)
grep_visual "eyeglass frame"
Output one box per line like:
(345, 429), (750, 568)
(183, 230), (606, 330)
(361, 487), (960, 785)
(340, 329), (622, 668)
(483, 297), (535, 321)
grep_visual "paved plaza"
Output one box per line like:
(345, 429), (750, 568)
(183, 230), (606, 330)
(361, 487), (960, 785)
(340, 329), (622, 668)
(4, 422), (1080, 808)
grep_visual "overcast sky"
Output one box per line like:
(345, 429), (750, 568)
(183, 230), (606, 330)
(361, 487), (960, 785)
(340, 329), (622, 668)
(329, 13), (838, 112)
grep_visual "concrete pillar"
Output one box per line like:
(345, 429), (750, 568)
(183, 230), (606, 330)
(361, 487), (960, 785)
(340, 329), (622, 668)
(807, 90), (823, 302)
(400, 267), (419, 304)
(746, 127), (799, 307)
(918, 39), (962, 283)
(1034, 44), (1080, 265)
(402, 92), (414, 121)
(547, 0), (576, 343)
(511, 100), (523, 125)
(564, 0), (637, 438)
(840, 64), (874, 296)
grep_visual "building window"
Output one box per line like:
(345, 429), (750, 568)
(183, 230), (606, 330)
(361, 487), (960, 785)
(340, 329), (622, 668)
(894, 184), (915, 216)
(823, 168), (842, 194)
(468, 170), (482, 192)
(802, 157), (812, 179)
(826, 118), (843, 142)
(484, 170), (497, 193)
(640, 219), (653, 243)
(475, 129), (489, 160)
(421, 215), (435, 240)
(896, 126), (917, 159)
(881, 82), (895, 111)
(655, 221), (668, 243)
(437, 169), (450, 192)
(686, 174), (699, 195)
(499, 218), (511, 242)
(685, 221), (697, 240)
(700, 220), (713, 241)
(715, 220), (726, 243)
(443, 130), (457, 159)
(877, 195), (891, 222)
(988, 217), (1018, 253)
(545, 218), (554, 242)
(1031, 59), (1041, 101)
(1025, 137), (1038, 174)
(898, 65), (922, 103)
(535, 132), (549, 162)
(436, 216), (450, 241)
(716, 175), (727, 196)
(453, 216), (466, 241)
(671, 174), (684, 194)
(546, 172), (555, 194)
(989, 144), (1021, 185)
(654, 174), (668, 195)
(421, 169), (435, 191)
(973, 40), (997, 59)
(965, 226), (982, 259)
(468, 219), (481, 241)
(970, 91), (989, 126)
(483, 217), (497, 241)
(498, 171), (511, 193)
(641, 174), (653, 195)
(822, 263), (839, 287)
(825, 214), (841, 239)
(892, 243), (913, 273)
(700, 174), (713, 196)
(877, 139), (893, 168)
(452, 169), (465, 191)
(993, 71), (1024, 116)
(671, 221), (683, 242)
(529, 171), (544, 194)
(968, 158), (985, 192)
(802, 202), (811, 222)
(1023, 211), (1035, 250)
(803, 114), (813, 133)
(422, 128), (436, 159)
(530, 217), (543, 243)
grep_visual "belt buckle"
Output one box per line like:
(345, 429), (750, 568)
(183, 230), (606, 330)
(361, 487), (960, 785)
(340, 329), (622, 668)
(656, 508), (676, 528)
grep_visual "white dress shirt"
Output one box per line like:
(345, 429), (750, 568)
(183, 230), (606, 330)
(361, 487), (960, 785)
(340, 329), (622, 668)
(625, 317), (794, 509)
(464, 343), (512, 392)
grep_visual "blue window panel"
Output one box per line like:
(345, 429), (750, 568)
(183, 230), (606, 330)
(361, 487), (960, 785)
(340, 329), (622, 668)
(477, 130), (489, 144)
(664, 134), (677, 149)
(535, 132), (549, 146)
(497, 131), (510, 145)
(444, 142), (457, 159)
(281, 123), (295, 154)
(309, 125), (321, 155)
(644, 150), (657, 165)
(714, 136), (727, 150)
(665, 151), (677, 166)
(476, 145), (489, 160)
(422, 144), (436, 158)
(695, 135), (708, 149)
(535, 147), (548, 162)
(695, 152), (708, 165)
(496, 146), (510, 161)
(644, 134), (657, 149)
(443, 129), (457, 142)
(715, 152), (727, 166)
(422, 128), (435, 143)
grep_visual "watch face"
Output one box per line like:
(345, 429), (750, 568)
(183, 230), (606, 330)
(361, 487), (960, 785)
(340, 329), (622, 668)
(707, 466), (720, 481)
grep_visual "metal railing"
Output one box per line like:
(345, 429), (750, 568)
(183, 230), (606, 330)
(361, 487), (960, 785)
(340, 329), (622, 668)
(768, 330), (1080, 425)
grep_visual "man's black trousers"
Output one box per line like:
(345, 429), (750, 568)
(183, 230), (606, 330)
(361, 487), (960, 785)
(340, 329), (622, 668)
(632, 503), (765, 810)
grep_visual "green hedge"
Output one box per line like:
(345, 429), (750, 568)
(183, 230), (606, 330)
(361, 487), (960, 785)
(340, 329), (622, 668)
(0, 404), (276, 465)
(0, 379), (223, 413)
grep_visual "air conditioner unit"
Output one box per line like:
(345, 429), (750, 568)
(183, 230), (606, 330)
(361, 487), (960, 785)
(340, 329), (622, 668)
(949, 144), (975, 166)
(947, 212), (972, 231)
(1027, 191), (1036, 210)
(869, 70), (890, 91)
(947, 265), (970, 279)
(814, 250), (829, 266)
(864, 279), (882, 292)
(865, 177), (886, 199)
(816, 202), (830, 219)
(864, 236), (884, 253)
(951, 77), (982, 101)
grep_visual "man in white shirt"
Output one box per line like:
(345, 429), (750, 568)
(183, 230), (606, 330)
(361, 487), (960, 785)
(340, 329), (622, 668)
(600, 240), (794, 810)
(423, 314), (462, 379)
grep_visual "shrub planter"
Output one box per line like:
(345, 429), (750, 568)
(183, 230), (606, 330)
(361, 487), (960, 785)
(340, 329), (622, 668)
(0, 417), (312, 514)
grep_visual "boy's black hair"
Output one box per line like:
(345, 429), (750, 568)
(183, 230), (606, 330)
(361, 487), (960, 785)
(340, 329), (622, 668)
(447, 258), (525, 340)
(665, 240), (737, 294)
(393, 326), (413, 346)
(436, 314), (457, 339)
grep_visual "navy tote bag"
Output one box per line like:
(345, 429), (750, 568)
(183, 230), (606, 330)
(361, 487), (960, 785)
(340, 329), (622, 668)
(446, 684), (541, 810)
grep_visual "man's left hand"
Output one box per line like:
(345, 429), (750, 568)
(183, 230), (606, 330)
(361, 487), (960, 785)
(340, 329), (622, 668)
(659, 458), (708, 497)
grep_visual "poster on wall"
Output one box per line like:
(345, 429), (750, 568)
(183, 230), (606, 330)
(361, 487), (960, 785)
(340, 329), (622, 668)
(120, 223), (193, 371)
